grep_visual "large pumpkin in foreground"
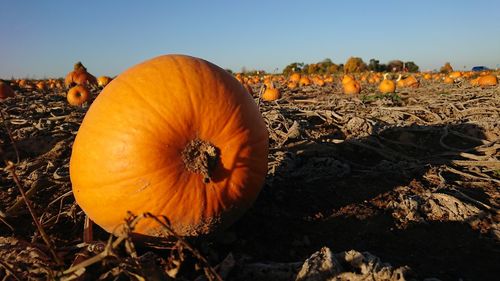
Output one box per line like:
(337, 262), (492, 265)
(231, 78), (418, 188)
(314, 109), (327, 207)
(70, 55), (269, 237)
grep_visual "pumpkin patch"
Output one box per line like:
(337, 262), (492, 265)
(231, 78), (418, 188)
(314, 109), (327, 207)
(1, 55), (499, 281)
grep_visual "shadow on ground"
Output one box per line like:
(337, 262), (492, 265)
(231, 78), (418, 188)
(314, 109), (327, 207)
(228, 122), (499, 281)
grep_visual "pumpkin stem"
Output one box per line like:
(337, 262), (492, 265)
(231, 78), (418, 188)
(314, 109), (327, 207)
(182, 139), (220, 183)
(74, 61), (87, 72)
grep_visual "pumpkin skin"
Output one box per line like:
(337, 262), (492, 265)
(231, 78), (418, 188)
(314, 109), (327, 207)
(287, 81), (298, 90)
(262, 87), (281, 101)
(70, 54), (269, 237)
(36, 81), (47, 91)
(404, 75), (420, 88)
(289, 73), (301, 83)
(65, 62), (98, 87)
(298, 76), (311, 86)
(443, 76), (455, 84)
(379, 74), (396, 93)
(449, 71), (462, 79)
(341, 75), (355, 85)
(67, 85), (90, 106)
(97, 76), (113, 88)
(0, 81), (15, 100)
(477, 74), (498, 87)
(343, 80), (361, 94)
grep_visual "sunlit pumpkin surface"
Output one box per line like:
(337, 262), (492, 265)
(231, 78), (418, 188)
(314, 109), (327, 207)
(70, 54), (269, 237)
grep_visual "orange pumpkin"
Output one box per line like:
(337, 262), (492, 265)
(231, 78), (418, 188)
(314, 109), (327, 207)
(477, 74), (498, 87)
(323, 76), (334, 84)
(470, 77), (480, 86)
(343, 80), (361, 94)
(36, 81), (47, 91)
(287, 81), (298, 90)
(97, 76), (113, 88)
(341, 74), (355, 85)
(18, 79), (28, 88)
(262, 82), (281, 101)
(289, 73), (301, 83)
(404, 75), (419, 88)
(65, 62), (97, 87)
(67, 85), (90, 106)
(70, 54), (269, 237)
(379, 74), (395, 93)
(449, 71), (462, 79)
(443, 76), (455, 84)
(0, 81), (15, 100)
(396, 74), (406, 88)
(298, 76), (311, 86)
(312, 76), (325, 86)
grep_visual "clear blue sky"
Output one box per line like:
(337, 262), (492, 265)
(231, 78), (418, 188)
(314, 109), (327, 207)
(1, 0), (499, 78)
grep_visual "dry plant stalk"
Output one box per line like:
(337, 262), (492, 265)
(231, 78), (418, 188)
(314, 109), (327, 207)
(143, 212), (223, 281)
(59, 212), (223, 281)
(1, 110), (63, 266)
(0, 110), (20, 163)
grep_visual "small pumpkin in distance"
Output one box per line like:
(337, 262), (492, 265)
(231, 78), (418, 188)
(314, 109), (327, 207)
(449, 71), (462, 79)
(341, 74), (355, 85)
(323, 76), (334, 84)
(470, 77), (480, 86)
(18, 79), (28, 88)
(443, 76), (455, 84)
(287, 81), (298, 90)
(36, 81), (47, 91)
(262, 81), (281, 101)
(379, 73), (396, 93)
(65, 62), (98, 87)
(396, 74), (406, 88)
(342, 80), (361, 94)
(0, 81), (15, 100)
(67, 85), (90, 106)
(289, 73), (301, 83)
(312, 76), (325, 86)
(70, 54), (269, 237)
(97, 76), (113, 88)
(298, 76), (311, 86)
(404, 75), (420, 88)
(477, 74), (498, 87)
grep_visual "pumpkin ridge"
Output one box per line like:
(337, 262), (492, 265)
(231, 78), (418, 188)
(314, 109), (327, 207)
(211, 103), (244, 142)
(115, 76), (185, 138)
(172, 56), (200, 126)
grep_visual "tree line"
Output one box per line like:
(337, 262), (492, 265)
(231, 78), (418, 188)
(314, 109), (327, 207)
(282, 57), (420, 76)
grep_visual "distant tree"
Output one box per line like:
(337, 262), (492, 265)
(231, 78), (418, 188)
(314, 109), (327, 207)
(225, 68), (234, 74)
(318, 58), (339, 74)
(344, 57), (367, 73)
(405, 61), (419, 72)
(327, 64), (340, 73)
(440, 62), (453, 73)
(282, 62), (304, 76)
(368, 59), (389, 72)
(368, 59), (380, 72)
(387, 60), (404, 72)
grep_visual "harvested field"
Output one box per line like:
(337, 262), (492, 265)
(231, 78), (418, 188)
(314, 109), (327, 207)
(1, 78), (499, 280)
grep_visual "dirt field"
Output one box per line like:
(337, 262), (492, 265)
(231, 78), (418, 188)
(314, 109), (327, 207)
(1, 79), (499, 280)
